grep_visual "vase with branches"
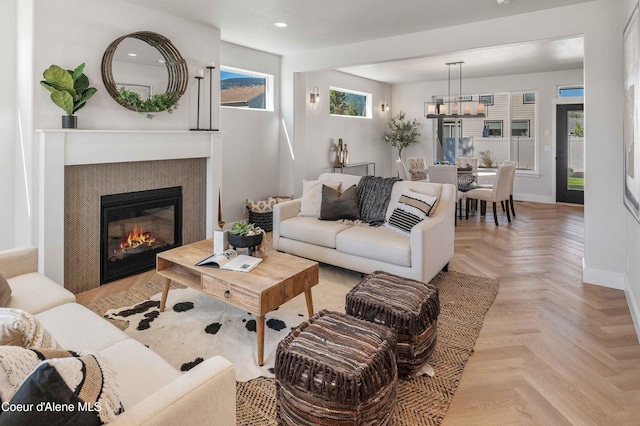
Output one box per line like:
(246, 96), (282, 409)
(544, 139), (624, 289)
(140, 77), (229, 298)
(383, 111), (421, 160)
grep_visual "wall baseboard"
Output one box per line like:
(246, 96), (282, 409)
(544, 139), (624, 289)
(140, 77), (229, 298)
(625, 275), (640, 344)
(514, 193), (554, 204)
(582, 257), (625, 290)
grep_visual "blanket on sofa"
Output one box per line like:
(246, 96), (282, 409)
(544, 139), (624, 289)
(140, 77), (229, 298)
(356, 176), (402, 226)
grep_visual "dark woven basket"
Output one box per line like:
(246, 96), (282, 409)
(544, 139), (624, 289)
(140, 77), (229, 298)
(247, 210), (273, 232)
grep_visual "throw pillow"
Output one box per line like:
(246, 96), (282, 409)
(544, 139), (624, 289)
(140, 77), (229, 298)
(0, 272), (11, 307)
(0, 308), (59, 349)
(246, 198), (277, 213)
(0, 347), (123, 425)
(298, 180), (341, 218)
(385, 189), (438, 236)
(319, 185), (360, 221)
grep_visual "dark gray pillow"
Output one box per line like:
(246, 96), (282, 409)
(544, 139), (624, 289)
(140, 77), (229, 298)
(319, 185), (360, 221)
(0, 272), (11, 307)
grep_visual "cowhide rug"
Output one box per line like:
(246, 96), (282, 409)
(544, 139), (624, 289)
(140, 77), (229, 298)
(104, 266), (357, 382)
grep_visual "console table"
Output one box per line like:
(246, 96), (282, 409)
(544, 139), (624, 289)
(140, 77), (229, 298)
(331, 161), (375, 176)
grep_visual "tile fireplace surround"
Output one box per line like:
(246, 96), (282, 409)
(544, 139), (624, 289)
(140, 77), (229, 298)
(36, 130), (223, 293)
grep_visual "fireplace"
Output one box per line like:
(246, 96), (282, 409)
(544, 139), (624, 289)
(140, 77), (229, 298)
(100, 187), (182, 284)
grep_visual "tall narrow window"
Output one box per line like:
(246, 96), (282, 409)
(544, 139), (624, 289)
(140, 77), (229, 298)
(220, 66), (273, 111)
(329, 87), (372, 118)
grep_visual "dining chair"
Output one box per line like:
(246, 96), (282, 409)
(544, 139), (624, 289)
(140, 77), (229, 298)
(464, 163), (516, 226)
(407, 157), (427, 181)
(502, 160), (518, 217)
(396, 159), (408, 180)
(428, 164), (464, 225)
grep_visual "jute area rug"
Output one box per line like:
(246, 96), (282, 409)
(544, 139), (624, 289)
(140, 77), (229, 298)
(84, 265), (498, 426)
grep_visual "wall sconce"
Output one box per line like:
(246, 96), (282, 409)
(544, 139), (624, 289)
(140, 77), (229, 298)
(310, 86), (320, 103)
(381, 99), (389, 112)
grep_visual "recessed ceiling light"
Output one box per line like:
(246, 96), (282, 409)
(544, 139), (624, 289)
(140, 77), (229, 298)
(274, 22), (288, 28)
(496, 0), (510, 4)
(128, 53), (137, 57)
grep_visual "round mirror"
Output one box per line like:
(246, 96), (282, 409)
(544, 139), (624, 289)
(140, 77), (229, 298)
(102, 31), (188, 116)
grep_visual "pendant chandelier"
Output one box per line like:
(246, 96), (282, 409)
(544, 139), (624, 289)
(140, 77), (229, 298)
(424, 61), (487, 119)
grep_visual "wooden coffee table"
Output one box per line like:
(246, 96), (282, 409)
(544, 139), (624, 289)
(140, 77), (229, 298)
(156, 239), (319, 366)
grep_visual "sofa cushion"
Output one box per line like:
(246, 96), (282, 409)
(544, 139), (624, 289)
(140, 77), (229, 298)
(7, 272), (76, 314)
(319, 185), (360, 221)
(99, 338), (180, 410)
(36, 303), (128, 352)
(280, 216), (351, 249)
(4, 350), (123, 425)
(385, 189), (438, 236)
(336, 226), (411, 267)
(299, 180), (341, 218)
(0, 272), (11, 307)
(0, 308), (59, 348)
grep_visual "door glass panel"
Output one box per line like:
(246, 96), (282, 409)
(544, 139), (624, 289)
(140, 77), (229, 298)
(567, 110), (584, 191)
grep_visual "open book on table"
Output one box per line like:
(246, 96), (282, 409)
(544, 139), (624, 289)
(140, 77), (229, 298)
(195, 249), (263, 272)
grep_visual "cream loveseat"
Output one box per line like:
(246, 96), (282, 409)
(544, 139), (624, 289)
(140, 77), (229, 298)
(273, 173), (456, 284)
(0, 247), (236, 425)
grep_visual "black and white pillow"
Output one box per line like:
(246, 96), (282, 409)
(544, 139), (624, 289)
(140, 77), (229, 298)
(0, 346), (123, 425)
(385, 189), (438, 235)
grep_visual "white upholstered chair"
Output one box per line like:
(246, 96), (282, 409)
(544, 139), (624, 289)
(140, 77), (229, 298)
(429, 164), (464, 225)
(464, 163), (516, 226)
(502, 160), (518, 217)
(407, 157), (427, 181)
(396, 159), (408, 180)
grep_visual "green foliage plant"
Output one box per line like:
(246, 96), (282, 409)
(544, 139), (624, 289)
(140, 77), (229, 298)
(230, 220), (260, 236)
(383, 111), (421, 159)
(117, 88), (180, 119)
(40, 63), (97, 116)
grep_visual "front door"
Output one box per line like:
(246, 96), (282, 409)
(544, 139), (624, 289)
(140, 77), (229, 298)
(556, 104), (584, 204)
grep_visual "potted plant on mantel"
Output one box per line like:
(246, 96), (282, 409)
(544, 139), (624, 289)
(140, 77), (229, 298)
(383, 111), (421, 160)
(40, 63), (97, 129)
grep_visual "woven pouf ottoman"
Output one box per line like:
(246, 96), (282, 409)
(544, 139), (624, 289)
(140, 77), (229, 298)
(346, 270), (440, 378)
(275, 309), (398, 426)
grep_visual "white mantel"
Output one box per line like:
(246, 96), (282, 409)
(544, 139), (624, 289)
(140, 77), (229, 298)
(36, 130), (223, 286)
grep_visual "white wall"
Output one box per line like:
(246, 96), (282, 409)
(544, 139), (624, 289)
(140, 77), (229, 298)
(280, 1), (626, 291)
(623, 0), (640, 341)
(32, 0), (220, 131)
(220, 42), (281, 224)
(0, 0), (17, 249)
(393, 69), (584, 204)
(301, 70), (392, 185)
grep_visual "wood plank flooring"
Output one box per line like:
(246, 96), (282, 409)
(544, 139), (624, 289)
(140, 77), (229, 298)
(76, 201), (640, 425)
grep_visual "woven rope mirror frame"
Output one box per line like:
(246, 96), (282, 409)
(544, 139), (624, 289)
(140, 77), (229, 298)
(101, 31), (188, 113)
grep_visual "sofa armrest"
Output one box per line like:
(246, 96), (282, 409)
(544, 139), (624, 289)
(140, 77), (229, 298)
(110, 356), (236, 426)
(272, 199), (301, 250)
(409, 184), (456, 283)
(0, 247), (38, 279)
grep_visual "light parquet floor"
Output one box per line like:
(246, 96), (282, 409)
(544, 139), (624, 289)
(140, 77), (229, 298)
(76, 201), (640, 425)
(445, 201), (640, 425)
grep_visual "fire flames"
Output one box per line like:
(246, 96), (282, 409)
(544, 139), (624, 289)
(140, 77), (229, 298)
(119, 226), (156, 251)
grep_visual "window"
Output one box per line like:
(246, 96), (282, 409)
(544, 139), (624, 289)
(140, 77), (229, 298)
(523, 93), (536, 104)
(220, 66), (273, 110)
(558, 86), (584, 98)
(329, 87), (372, 118)
(484, 120), (503, 137)
(479, 94), (494, 106)
(512, 120), (530, 137)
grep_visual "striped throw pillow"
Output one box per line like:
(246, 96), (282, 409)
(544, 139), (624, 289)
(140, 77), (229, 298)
(385, 190), (438, 235)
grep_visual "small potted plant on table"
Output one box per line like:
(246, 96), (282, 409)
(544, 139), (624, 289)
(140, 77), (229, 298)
(228, 220), (264, 256)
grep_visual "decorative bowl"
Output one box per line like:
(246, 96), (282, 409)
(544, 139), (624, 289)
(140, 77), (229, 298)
(227, 232), (263, 250)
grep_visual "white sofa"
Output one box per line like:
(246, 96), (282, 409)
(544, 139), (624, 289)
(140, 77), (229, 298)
(0, 247), (236, 425)
(273, 173), (456, 284)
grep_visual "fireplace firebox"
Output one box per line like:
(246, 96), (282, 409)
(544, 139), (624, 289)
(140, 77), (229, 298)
(100, 187), (182, 284)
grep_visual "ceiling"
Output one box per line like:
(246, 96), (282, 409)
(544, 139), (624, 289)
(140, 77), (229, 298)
(123, 0), (590, 84)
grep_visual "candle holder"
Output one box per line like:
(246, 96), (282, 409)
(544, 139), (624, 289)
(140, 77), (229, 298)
(206, 66), (218, 131)
(190, 75), (205, 131)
